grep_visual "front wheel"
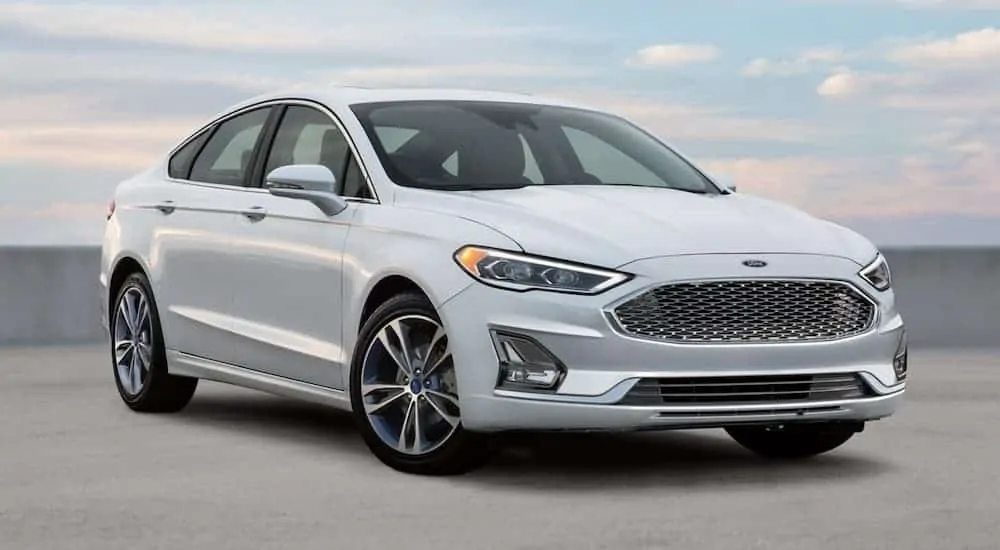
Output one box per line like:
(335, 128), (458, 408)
(349, 293), (493, 475)
(725, 422), (860, 459)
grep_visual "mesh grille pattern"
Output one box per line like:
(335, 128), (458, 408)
(619, 373), (871, 406)
(612, 279), (875, 343)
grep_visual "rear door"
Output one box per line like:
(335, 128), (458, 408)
(152, 105), (275, 361)
(218, 102), (374, 389)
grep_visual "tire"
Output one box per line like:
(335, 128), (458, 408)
(110, 272), (197, 412)
(725, 422), (860, 459)
(349, 292), (494, 475)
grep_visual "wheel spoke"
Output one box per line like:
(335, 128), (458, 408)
(118, 297), (136, 336)
(411, 398), (425, 453)
(135, 294), (149, 332)
(362, 384), (409, 414)
(376, 321), (413, 377)
(426, 389), (459, 410)
(422, 326), (450, 377)
(398, 399), (416, 452)
(425, 392), (460, 427)
(115, 340), (133, 364)
(136, 342), (152, 369)
(129, 347), (142, 393)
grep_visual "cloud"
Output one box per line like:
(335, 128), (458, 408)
(704, 152), (1000, 219)
(816, 27), (1000, 112)
(699, 157), (841, 205)
(816, 70), (866, 97)
(626, 43), (721, 68)
(551, 92), (818, 143)
(889, 27), (1000, 66)
(0, 1), (554, 55)
(0, 120), (201, 171)
(743, 47), (847, 77)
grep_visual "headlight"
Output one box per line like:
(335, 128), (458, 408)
(454, 246), (631, 294)
(859, 253), (891, 291)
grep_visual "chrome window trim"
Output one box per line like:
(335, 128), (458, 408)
(164, 98), (382, 204)
(601, 276), (880, 347)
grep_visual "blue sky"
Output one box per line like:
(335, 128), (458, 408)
(1, 0), (998, 245)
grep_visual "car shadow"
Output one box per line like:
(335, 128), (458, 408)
(173, 388), (895, 491)
(175, 390), (370, 456)
(470, 430), (894, 492)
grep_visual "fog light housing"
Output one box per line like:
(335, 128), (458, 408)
(893, 331), (908, 382)
(491, 331), (566, 391)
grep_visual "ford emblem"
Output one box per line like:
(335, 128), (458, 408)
(742, 259), (768, 268)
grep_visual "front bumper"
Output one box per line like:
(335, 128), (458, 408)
(438, 252), (907, 433)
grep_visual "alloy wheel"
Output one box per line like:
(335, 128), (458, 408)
(360, 314), (460, 456)
(113, 286), (153, 397)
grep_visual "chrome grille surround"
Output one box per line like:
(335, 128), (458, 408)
(608, 278), (877, 344)
(618, 373), (873, 406)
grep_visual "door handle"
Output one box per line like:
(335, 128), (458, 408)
(240, 206), (267, 221)
(156, 200), (176, 215)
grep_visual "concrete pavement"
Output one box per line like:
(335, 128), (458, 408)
(1, 345), (997, 549)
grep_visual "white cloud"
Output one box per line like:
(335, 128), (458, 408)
(0, 120), (201, 170)
(0, 1), (553, 55)
(703, 153), (1000, 219)
(552, 92), (818, 143)
(889, 27), (1000, 65)
(627, 43), (720, 67)
(816, 70), (866, 97)
(743, 47), (847, 77)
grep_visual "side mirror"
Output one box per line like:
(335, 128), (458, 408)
(265, 164), (348, 216)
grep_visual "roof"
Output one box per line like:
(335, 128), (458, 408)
(224, 85), (593, 115)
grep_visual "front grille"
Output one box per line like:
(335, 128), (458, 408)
(619, 373), (872, 406)
(611, 279), (875, 343)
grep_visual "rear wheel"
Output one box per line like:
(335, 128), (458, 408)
(350, 292), (493, 475)
(725, 422), (860, 459)
(110, 272), (197, 412)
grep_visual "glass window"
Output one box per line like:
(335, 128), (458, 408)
(350, 100), (715, 194)
(189, 107), (270, 186)
(168, 130), (209, 180)
(264, 106), (351, 194)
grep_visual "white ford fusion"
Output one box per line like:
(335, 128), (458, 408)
(100, 87), (907, 475)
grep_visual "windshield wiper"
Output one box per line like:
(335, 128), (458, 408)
(429, 182), (531, 191)
(546, 181), (707, 194)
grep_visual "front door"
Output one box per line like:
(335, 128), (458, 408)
(220, 103), (368, 390)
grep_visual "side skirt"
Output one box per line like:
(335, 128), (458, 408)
(166, 350), (353, 412)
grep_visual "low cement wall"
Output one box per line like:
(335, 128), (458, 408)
(0, 246), (104, 346)
(1, 245), (997, 347)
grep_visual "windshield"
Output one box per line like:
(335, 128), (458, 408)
(350, 100), (719, 194)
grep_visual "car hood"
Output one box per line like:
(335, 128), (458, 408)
(394, 186), (878, 268)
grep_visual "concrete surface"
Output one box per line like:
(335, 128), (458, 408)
(1, 345), (997, 549)
(1, 245), (999, 347)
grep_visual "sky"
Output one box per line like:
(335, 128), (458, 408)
(1, 0), (999, 246)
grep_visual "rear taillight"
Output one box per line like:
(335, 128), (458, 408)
(106, 199), (116, 220)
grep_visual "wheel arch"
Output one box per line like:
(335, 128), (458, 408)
(359, 274), (431, 331)
(107, 254), (151, 312)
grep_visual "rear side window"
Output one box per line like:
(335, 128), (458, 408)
(167, 131), (209, 179)
(189, 107), (271, 186)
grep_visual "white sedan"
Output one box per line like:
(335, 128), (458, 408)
(100, 87), (907, 475)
